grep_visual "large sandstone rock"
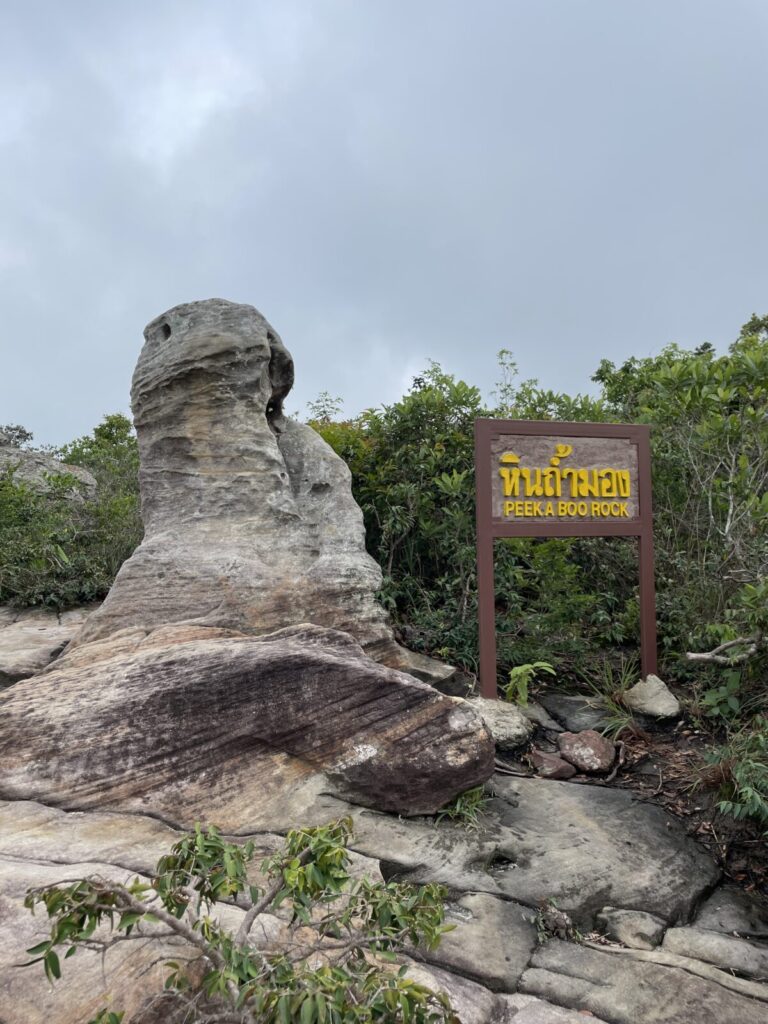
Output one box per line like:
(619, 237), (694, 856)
(0, 604), (97, 687)
(73, 299), (397, 660)
(0, 623), (493, 824)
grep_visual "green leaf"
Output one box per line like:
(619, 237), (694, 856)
(44, 949), (61, 980)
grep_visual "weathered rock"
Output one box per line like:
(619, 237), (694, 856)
(519, 939), (768, 1024)
(0, 604), (97, 687)
(519, 701), (564, 733)
(694, 883), (768, 937)
(499, 993), (611, 1023)
(0, 436), (96, 495)
(371, 640), (474, 696)
(622, 673), (680, 718)
(0, 624), (494, 825)
(418, 892), (537, 991)
(465, 698), (534, 752)
(0, 799), (336, 1024)
(663, 925), (768, 980)
(537, 694), (609, 733)
(529, 751), (576, 780)
(556, 730), (615, 773)
(596, 906), (666, 949)
(335, 775), (720, 928)
(70, 299), (410, 672)
(0, 854), (188, 1024)
(404, 962), (502, 1024)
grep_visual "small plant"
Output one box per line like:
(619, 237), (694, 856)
(580, 656), (639, 740)
(702, 718), (768, 830)
(24, 818), (459, 1024)
(502, 661), (556, 706)
(699, 669), (742, 721)
(433, 786), (489, 831)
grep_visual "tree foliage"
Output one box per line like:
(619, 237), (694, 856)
(25, 819), (458, 1024)
(0, 414), (141, 607)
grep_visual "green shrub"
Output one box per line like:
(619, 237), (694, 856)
(24, 818), (459, 1023)
(0, 415), (142, 609)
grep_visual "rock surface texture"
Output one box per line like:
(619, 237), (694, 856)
(0, 431), (96, 495)
(622, 673), (681, 717)
(465, 697), (534, 752)
(0, 604), (97, 687)
(0, 623), (493, 823)
(556, 730), (615, 773)
(73, 299), (397, 655)
(2, 778), (767, 1024)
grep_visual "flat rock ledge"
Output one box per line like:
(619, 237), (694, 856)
(1, 783), (767, 1024)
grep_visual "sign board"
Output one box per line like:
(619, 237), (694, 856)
(474, 419), (656, 699)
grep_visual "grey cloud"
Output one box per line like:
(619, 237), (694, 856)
(1, 0), (767, 445)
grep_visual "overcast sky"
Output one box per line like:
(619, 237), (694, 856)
(1, 1), (767, 445)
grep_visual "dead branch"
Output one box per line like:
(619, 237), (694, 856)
(686, 636), (761, 665)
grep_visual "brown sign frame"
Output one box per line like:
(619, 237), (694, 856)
(474, 418), (657, 699)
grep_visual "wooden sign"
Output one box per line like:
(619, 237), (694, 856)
(474, 419), (657, 699)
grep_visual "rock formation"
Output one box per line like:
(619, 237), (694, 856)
(0, 430), (96, 495)
(0, 623), (492, 824)
(0, 298), (494, 824)
(74, 299), (396, 653)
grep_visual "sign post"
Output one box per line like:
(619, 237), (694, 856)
(474, 419), (656, 699)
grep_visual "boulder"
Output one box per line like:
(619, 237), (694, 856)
(465, 697), (534, 752)
(530, 751), (576, 780)
(556, 730), (615, 773)
(537, 694), (609, 733)
(622, 674), (680, 718)
(596, 907), (666, 949)
(0, 624), (493, 825)
(518, 701), (564, 733)
(0, 605), (97, 687)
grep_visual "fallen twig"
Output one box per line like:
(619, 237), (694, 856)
(605, 741), (626, 784)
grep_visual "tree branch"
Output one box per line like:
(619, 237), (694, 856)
(686, 636), (761, 664)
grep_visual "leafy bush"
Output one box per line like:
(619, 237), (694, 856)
(0, 414), (141, 609)
(25, 818), (458, 1024)
(703, 718), (768, 830)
